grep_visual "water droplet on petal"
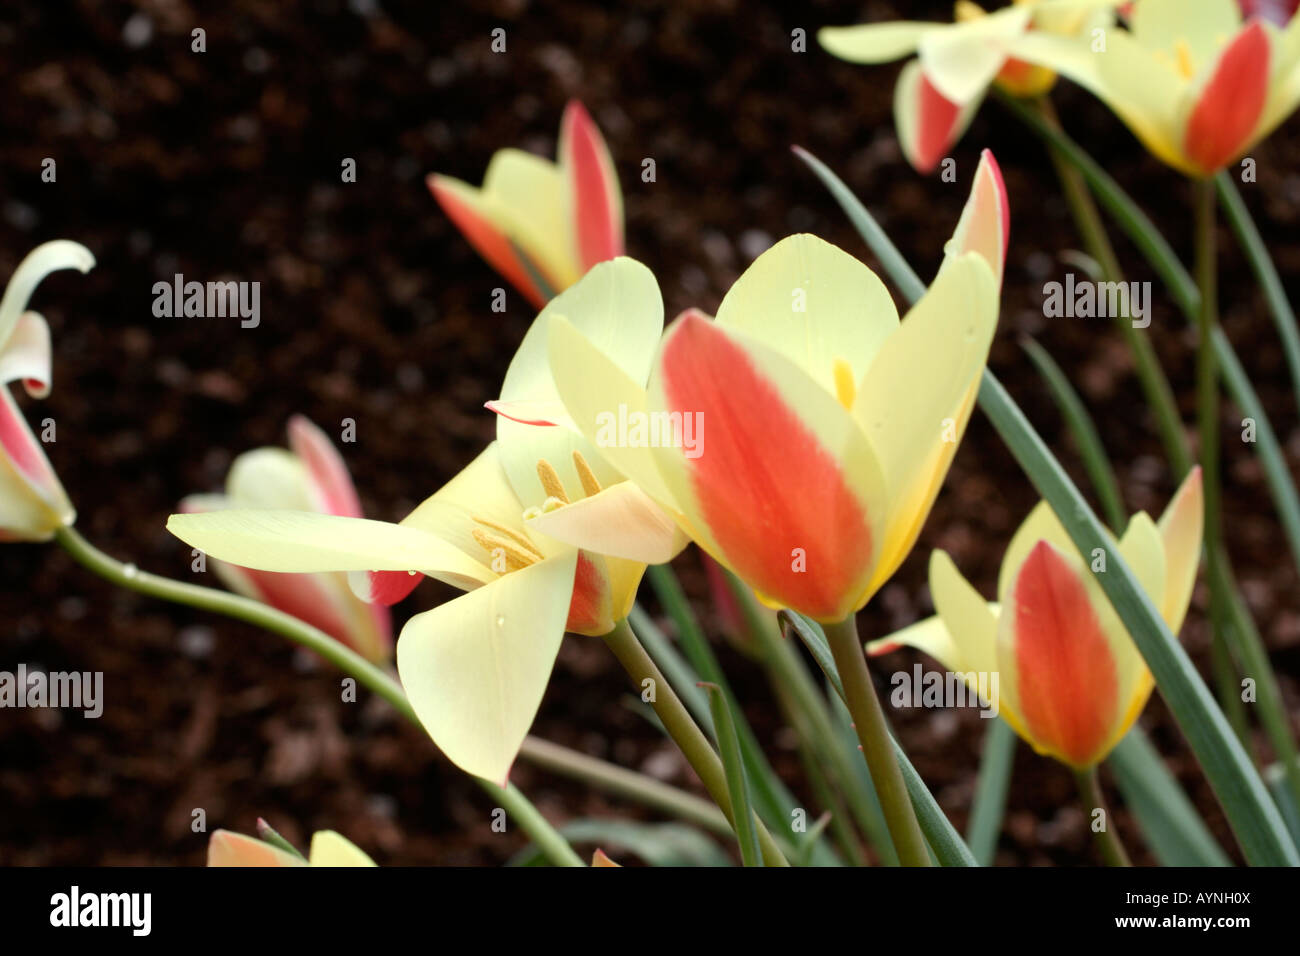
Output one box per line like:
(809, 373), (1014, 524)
(495, 614), (506, 629)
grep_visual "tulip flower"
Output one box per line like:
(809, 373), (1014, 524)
(0, 240), (94, 542)
(428, 100), (622, 308)
(534, 151), (1008, 624)
(1011, 0), (1300, 176)
(167, 261), (683, 784)
(179, 416), (392, 663)
(869, 468), (1203, 768)
(207, 828), (376, 866)
(819, 1), (1118, 172)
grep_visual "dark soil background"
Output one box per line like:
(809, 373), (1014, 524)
(1, 0), (1298, 866)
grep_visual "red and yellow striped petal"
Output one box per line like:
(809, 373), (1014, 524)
(0, 386), (73, 541)
(945, 149), (1009, 287)
(1182, 21), (1271, 174)
(895, 60), (980, 174)
(287, 415), (364, 519)
(999, 540), (1120, 768)
(559, 100), (624, 270)
(207, 830), (305, 867)
(647, 311), (885, 621)
(427, 173), (553, 308)
(1156, 466), (1203, 634)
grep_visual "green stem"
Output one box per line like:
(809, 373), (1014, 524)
(517, 735), (731, 838)
(1195, 176), (1225, 652)
(823, 614), (930, 866)
(1074, 767), (1132, 867)
(966, 719), (1017, 866)
(54, 523), (580, 868)
(604, 618), (790, 866)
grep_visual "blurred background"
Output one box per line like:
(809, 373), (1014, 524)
(1, 0), (1298, 865)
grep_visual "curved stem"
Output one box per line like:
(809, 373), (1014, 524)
(1074, 767), (1132, 867)
(604, 618), (790, 866)
(823, 614), (931, 866)
(53, 524), (589, 867)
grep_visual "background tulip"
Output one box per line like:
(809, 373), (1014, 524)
(871, 468), (1203, 769)
(428, 100), (622, 307)
(179, 415), (393, 663)
(1013, 0), (1300, 176)
(207, 827), (376, 866)
(0, 240), (94, 542)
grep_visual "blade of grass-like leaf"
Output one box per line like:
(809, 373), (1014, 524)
(780, 610), (979, 866)
(794, 148), (1299, 865)
(510, 820), (734, 867)
(1265, 760), (1300, 853)
(1021, 336), (1126, 530)
(702, 682), (763, 866)
(629, 600), (840, 864)
(255, 818), (308, 861)
(643, 567), (843, 865)
(1215, 173), (1300, 409)
(966, 719), (1017, 866)
(1109, 727), (1232, 866)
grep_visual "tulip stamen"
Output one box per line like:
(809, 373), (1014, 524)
(1174, 38), (1195, 79)
(572, 450), (603, 498)
(536, 459), (570, 504)
(471, 515), (545, 560)
(471, 527), (541, 572)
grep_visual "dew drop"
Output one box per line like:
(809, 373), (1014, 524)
(123, 563), (138, 579)
(495, 614), (506, 629)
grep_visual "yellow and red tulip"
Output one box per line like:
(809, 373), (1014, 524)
(428, 100), (623, 308)
(537, 152), (1007, 623)
(819, 1), (1117, 173)
(207, 827), (376, 867)
(167, 262), (683, 784)
(870, 468), (1203, 768)
(0, 240), (94, 543)
(1012, 0), (1300, 176)
(179, 416), (393, 663)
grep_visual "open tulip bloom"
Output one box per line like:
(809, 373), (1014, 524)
(870, 468), (1203, 769)
(1010, 0), (1300, 176)
(167, 262), (685, 785)
(819, 0), (1118, 172)
(428, 100), (623, 307)
(511, 151), (1008, 626)
(179, 416), (393, 663)
(0, 240), (94, 542)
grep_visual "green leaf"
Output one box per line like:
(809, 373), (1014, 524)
(796, 146), (1299, 866)
(1109, 727), (1232, 866)
(701, 682), (763, 866)
(510, 820), (734, 868)
(966, 719), (1017, 866)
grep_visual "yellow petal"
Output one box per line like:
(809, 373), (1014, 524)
(498, 258), (664, 506)
(713, 234), (899, 398)
(1130, 0), (1240, 71)
(917, 5), (1033, 104)
(547, 313), (681, 511)
(1156, 466), (1203, 634)
(225, 448), (312, 510)
(818, 21), (939, 63)
(166, 510), (495, 590)
(852, 252), (998, 596)
(0, 312), (52, 397)
(525, 479), (688, 564)
(0, 240), (95, 349)
(308, 830), (378, 867)
(395, 551), (577, 783)
(481, 148), (580, 289)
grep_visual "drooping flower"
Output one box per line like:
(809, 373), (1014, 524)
(167, 261), (683, 784)
(1012, 0), (1300, 176)
(819, 0), (1118, 172)
(535, 152), (1008, 623)
(207, 827), (376, 866)
(869, 468), (1203, 768)
(428, 100), (622, 307)
(0, 240), (94, 542)
(179, 415), (392, 662)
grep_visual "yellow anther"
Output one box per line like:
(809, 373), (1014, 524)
(954, 1), (985, 24)
(471, 528), (540, 572)
(572, 450), (603, 498)
(832, 357), (857, 411)
(537, 459), (570, 504)
(471, 515), (544, 561)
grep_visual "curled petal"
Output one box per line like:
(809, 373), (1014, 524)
(0, 240), (95, 349)
(288, 415), (364, 519)
(525, 479), (689, 564)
